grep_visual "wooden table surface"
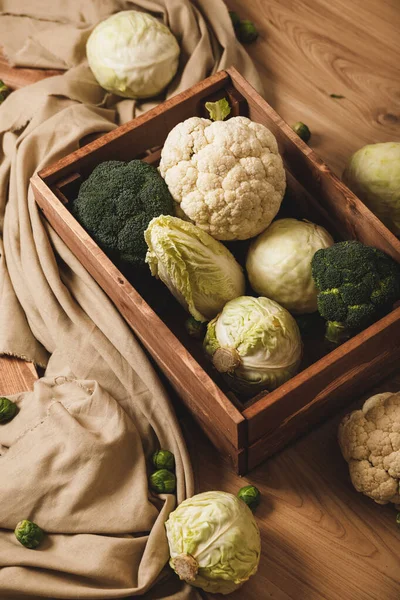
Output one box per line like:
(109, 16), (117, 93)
(1, 1), (400, 599)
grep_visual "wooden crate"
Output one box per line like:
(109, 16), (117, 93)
(31, 68), (400, 474)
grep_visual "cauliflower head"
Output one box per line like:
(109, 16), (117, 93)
(159, 116), (286, 240)
(338, 391), (400, 507)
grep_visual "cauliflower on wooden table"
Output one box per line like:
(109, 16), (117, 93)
(338, 391), (400, 507)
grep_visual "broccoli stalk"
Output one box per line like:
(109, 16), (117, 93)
(311, 240), (400, 344)
(72, 160), (174, 268)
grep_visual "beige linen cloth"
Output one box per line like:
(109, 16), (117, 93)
(0, 1), (262, 598)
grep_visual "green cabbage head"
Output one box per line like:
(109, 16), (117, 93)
(86, 11), (180, 99)
(246, 218), (334, 313)
(145, 216), (245, 322)
(165, 491), (261, 594)
(204, 296), (302, 394)
(343, 142), (400, 235)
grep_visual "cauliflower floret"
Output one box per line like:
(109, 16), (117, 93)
(159, 116), (286, 240)
(338, 392), (400, 507)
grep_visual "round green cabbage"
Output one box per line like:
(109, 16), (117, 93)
(343, 142), (400, 235)
(246, 218), (334, 313)
(204, 296), (302, 394)
(144, 216), (245, 322)
(86, 11), (180, 99)
(165, 491), (261, 595)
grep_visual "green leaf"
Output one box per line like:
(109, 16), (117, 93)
(205, 98), (231, 121)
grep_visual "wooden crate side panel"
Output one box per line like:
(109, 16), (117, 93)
(243, 309), (400, 444)
(246, 344), (400, 471)
(227, 68), (400, 262)
(39, 72), (230, 185)
(31, 174), (247, 450)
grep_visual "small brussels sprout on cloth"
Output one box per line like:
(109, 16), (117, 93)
(237, 485), (261, 511)
(292, 122), (311, 143)
(204, 296), (302, 395)
(14, 520), (45, 549)
(165, 491), (261, 594)
(246, 218), (334, 314)
(342, 142), (400, 236)
(86, 11), (180, 99)
(145, 216), (245, 322)
(152, 449), (175, 471)
(0, 80), (10, 104)
(149, 469), (176, 494)
(0, 396), (19, 423)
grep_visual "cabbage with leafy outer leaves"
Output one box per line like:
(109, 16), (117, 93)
(204, 296), (302, 394)
(144, 216), (245, 322)
(165, 491), (261, 595)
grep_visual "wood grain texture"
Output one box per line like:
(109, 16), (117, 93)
(1, 0), (400, 597)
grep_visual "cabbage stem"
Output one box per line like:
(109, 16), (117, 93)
(172, 554), (199, 582)
(212, 348), (241, 373)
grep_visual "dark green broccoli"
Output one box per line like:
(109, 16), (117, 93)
(72, 160), (174, 267)
(311, 240), (400, 344)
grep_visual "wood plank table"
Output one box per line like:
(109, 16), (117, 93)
(1, 1), (400, 598)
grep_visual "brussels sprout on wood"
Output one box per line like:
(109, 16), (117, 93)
(15, 520), (45, 549)
(237, 485), (261, 511)
(292, 122), (311, 143)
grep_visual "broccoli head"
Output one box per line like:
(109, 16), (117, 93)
(72, 160), (174, 267)
(311, 240), (400, 344)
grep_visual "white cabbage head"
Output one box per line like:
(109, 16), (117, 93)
(144, 216), (245, 322)
(204, 296), (302, 394)
(86, 10), (180, 99)
(165, 491), (261, 595)
(343, 142), (400, 235)
(246, 218), (334, 313)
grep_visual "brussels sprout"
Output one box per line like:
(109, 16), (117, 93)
(229, 11), (241, 30)
(149, 469), (176, 494)
(236, 20), (259, 44)
(205, 98), (231, 122)
(0, 80), (10, 104)
(0, 397), (19, 423)
(237, 485), (261, 511)
(292, 122), (311, 143)
(396, 512), (400, 527)
(185, 317), (206, 340)
(152, 449), (175, 471)
(14, 520), (45, 549)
